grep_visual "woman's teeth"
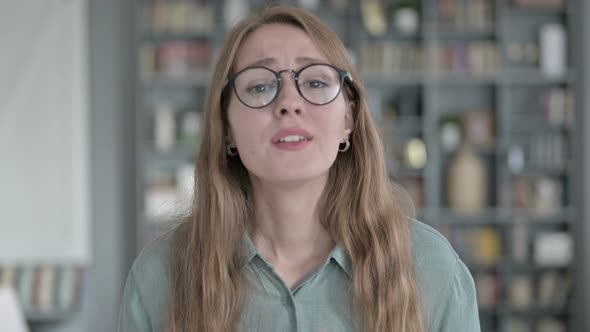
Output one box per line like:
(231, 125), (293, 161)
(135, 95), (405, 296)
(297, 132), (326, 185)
(278, 135), (307, 143)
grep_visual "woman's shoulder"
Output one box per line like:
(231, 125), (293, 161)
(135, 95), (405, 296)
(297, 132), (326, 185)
(410, 218), (465, 286)
(409, 219), (479, 329)
(410, 218), (460, 269)
(119, 224), (183, 332)
(131, 225), (183, 297)
(130, 223), (183, 287)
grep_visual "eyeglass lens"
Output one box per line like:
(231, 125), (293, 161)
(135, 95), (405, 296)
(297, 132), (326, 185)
(233, 64), (343, 108)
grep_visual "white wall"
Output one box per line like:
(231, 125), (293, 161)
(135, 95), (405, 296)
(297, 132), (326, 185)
(0, 0), (90, 263)
(31, 0), (137, 330)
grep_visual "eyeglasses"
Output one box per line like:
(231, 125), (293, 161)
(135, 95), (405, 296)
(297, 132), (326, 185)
(225, 63), (353, 109)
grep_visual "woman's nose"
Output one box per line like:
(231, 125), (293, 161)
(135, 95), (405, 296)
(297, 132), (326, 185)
(274, 71), (304, 116)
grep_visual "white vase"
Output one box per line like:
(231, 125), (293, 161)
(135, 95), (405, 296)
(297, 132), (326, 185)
(448, 146), (487, 213)
(540, 23), (566, 77)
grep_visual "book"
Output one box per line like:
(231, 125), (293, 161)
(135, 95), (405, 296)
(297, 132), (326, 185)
(534, 232), (572, 267)
(16, 266), (34, 312)
(510, 275), (533, 309)
(538, 271), (570, 308)
(56, 266), (74, 311)
(0, 265), (17, 288)
(537, 318), (566, 332)
(35, 265), (55, 313)
(474, 273), (499, 308)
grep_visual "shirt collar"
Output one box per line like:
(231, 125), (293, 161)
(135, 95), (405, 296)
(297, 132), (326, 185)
(329, 244), (352, 277)
(242, 236), (352, 278)
(244, 236), (259, 264)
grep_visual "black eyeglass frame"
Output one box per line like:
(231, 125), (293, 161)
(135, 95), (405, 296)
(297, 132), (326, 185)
(224, 63), (354, 109)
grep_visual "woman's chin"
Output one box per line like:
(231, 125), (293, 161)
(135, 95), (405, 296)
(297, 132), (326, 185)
(251, 169), (329, 187)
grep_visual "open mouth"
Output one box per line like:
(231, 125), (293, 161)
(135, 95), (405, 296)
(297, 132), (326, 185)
(276, 135), (310, 143)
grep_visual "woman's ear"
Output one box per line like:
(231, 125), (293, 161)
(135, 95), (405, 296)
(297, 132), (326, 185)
(344, 102), (354, 137)
(225, 128), (235, 147)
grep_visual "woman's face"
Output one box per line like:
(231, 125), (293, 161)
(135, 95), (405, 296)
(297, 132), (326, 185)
(227, 23), (352, 185)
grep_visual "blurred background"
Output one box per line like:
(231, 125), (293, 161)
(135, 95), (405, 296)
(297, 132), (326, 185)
(0, 0), (588, 331)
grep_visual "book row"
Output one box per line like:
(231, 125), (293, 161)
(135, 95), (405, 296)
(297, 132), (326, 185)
(0, 265), (84, 316)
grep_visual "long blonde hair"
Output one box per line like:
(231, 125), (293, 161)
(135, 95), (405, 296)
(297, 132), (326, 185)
(167, 5), (424, 332)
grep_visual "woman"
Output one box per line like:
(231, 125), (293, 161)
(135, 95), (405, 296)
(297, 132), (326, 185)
(119, 5), (480, 332)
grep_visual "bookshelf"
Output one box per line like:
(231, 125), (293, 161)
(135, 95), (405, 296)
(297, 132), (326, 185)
(0, 264), (85, 323)
(134, 0), (583, 331)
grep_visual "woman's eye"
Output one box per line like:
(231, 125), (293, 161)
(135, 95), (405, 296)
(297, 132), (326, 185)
(247, 84), (271, 94)
(305, 80), (327, 88)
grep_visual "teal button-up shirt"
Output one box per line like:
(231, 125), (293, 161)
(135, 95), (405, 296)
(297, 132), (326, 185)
(118, 220), (481, 331)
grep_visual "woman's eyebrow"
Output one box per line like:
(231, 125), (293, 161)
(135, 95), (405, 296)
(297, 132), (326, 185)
(242, 56), (327, 69)
(243, 58), (276, 68)
(295, 56), (325, 65)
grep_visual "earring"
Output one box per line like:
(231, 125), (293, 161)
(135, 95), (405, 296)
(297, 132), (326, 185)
(339, 138), (350, 152)
(226, 145), (238, 156)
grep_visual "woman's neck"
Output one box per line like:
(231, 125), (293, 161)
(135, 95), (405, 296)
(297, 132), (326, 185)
(250, 176), (335, 283)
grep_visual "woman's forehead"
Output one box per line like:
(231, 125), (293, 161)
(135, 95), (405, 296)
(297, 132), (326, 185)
(233, 23), (327, 70)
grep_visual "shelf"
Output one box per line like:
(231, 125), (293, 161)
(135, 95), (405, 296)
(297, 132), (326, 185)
(433, 74), (500, 85)
(466, 263), (501, 273)
(389, 168), (424, 178)
(506, 6), (570, 18)
(510, 165), (571, 177)
(360, 73), (424, 86)
(425, 71), (574, 85)
(438, 208), (507, 225)
(470, 305), (568, 316)
(509, 307), (569, 317)
(511, 263), (570, 274)
(437, 29), (497, 40)
(441, 146), (502, 158)
(501, 70), (575, 85)
(141, 31), (218, 43)
(511, 207), (575, 224)
(508, 121), (571, 133)
(26, 309), (76, 322)
(135, 2), (582, 329)
(140, 72), (211, 88)
(359, 29), (423, 41)
(436, 207), (574, 225)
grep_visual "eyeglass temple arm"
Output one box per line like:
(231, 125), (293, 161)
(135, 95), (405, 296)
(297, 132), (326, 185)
(343, 71), (353, 83)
